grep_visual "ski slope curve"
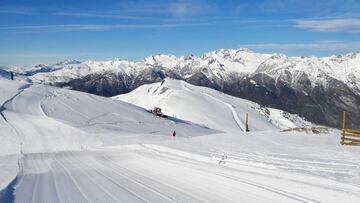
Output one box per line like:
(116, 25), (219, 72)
(204, 93), (246, 132)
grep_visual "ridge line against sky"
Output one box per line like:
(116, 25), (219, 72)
(1, 45), (359, 68)
(0, 0), (360, 65)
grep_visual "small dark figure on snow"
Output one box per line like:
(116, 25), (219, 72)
(173, 131), (176, 137)
(10, 72), (14, 80)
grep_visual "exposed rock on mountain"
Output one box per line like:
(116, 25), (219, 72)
(4, 49), (360, 128)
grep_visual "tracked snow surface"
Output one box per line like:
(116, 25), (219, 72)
(0, 77), (360, 202)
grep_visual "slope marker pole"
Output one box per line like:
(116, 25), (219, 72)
(245, 113), (250, 132)
(341, 111), (346, 145)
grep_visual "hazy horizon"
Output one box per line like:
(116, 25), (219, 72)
(1, 47), (360, 67)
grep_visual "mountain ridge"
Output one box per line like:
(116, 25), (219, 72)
(2, 48), (360, 128)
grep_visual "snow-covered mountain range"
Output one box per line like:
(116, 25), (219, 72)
(2, 48), (360, 128)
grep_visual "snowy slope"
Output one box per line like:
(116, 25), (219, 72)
(1, 76), (360, 202)
(0, 79), (213, 155)
(0, 79), (28, 191)
(0, 77), (213, 193)
(12, 143), (360, 203)
(114, 78), (310, 133)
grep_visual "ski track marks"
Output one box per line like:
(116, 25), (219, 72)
(204, 93), (246, 132)
(182, 82), (246, 132)
(0, 84), (31, 121)
(11, 146), (360, 203)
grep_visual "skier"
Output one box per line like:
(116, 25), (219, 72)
(173, 131), (176, 137)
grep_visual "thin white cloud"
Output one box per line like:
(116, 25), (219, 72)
(53, 10), (246, 25)
(169, 0), (198, 16)
(0, 7), (32, 15)
(241, 41), (360, 52)
(52, 11), (223, 23)
(3, 14), (360, 34)
(0, 19), (320, 34)
(237, 0), (360, 20)
(170, 1), (189, 16)
(0, 22), (215, 33)
(0, 19), (291, 34)
(114, 0), (210, 16)
(53, 12), (159, 21)
(296, 18), (360, 32)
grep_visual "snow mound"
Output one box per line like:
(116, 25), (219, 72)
(114, 78), (310, 133)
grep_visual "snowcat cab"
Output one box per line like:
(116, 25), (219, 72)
(150, 107), (167, 118)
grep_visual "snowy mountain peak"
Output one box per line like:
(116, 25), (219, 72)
(203, 48), (256, 59)
(143, 54), (178, 63)
(5, 49), (360, 95)
(328, 52), (360, 62)
(54, 59), (82, 66)
(215, 48), (253, 54)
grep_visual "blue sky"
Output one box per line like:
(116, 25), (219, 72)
(1, 0), (360, 65)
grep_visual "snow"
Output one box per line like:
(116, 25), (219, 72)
(0, 81), (25, 191)
(0, 155), (18, 196)
(0, 80), (33, 185)
(254, 53), (360, 93)
(202, 48), (273, 74)
(0, 77), (213, 196)
(15, 48), (360, 96)
(1, 80), (212, 154)
(26, 48), (276, 84)
(1, 77), (360, 202)
(114, 78), (310, 132)
(8, 137), (360, 202)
